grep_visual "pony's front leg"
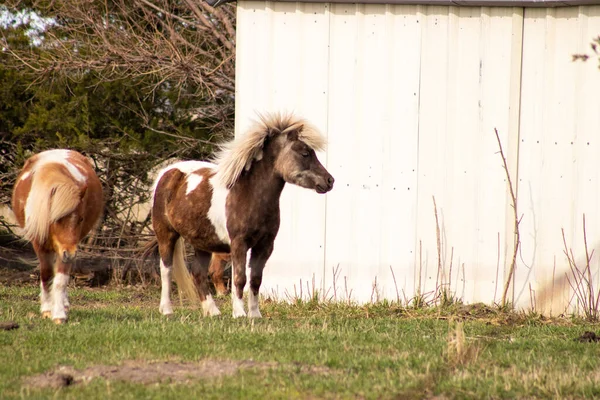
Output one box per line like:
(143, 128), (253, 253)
(51, 258), (72, 324)
(247, 238), (275, 319)
(230, 239), (249, 318)
(34, 243), (54, 319)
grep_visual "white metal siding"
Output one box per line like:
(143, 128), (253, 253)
(516, 6), (600, 313)
(235, 2), (600, 313)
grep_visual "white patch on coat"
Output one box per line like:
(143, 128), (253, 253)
(159, 259), (173, 315)
(36, 149), (87, 183)
(152, 161), (215, 205)
(40, 280), (52, 314)
(231, 278), (246, 318)
(51, 273), (69, 321)
(201, 294), (221, 317)
(207, 176), (230, 245)
(185, 174), (203, 196)
(247, 291), (262, 318)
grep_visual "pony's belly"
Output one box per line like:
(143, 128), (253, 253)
(182, 226), (231, 253)
(168, 212), (230, 254)
(189, 239), (231, 254)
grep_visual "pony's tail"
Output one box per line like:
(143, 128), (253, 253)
(171, 238), (201, 306)
(24, 182), (81, 244)
(22, 192), (51, 244)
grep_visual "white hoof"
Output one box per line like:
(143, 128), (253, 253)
(248, 291), (261, 318)
(247, 309), (262, 319)
(52, 309), (68, 322)
(159, 303), (173, 316)
(232, 297), (246, 318)
(202, 295), (221, 317)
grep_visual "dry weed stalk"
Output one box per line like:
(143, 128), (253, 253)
(370, 277), (379, 303)
(494, 128), (522, 307)
(433, 196), (443, 300)
(389, 265), (401, 303)
(432, 196), (456, 305)
(562, 214), (600, 320)
(416, 240), (423, 300)
(446, 320), (481, 367)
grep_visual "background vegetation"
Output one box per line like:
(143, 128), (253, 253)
(0, 1), (236, 281)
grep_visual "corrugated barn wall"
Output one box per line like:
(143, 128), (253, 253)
(234, 2), (600, 313)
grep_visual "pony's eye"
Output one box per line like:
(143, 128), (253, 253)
(301, 151), (309, 157)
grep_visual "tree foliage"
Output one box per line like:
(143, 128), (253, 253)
(0, 1), (236, 281)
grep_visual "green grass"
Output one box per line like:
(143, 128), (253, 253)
(1, 285), (600, 399)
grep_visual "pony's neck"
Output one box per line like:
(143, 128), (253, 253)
(232, 153), (285, 211)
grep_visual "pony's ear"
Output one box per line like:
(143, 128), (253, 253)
(79, 185), (88, 199)
(267, 127), (281, 137)
(287, 128), (301, 141)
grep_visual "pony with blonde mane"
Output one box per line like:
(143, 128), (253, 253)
(12, 150), (104, 324)
(152, 112), (334, 318)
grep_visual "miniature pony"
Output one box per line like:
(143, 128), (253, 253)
(152, 113), (334, 318)
(11, 150), (104, 324)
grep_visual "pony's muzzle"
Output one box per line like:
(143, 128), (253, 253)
(316, 174), (335, 193)
(326, 175), (335, 190)
(62, 249), (77, 264)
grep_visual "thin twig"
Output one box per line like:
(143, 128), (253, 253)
(494, 128), (521, 307)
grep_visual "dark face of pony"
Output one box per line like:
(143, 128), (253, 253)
(49, 189), (87, 263)
(274, 130), (334, 194)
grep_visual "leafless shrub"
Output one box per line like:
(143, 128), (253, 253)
(494, 128), (522, 308)
(562, 214), (600, 321)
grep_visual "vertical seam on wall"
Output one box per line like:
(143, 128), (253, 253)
(413, 5), (425, 293)
(511, 6), (526, 303)
(322, 1), (333, 295)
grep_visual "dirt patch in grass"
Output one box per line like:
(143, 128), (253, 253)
(26, 359), (333, 388)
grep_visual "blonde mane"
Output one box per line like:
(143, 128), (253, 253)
(23, 164), (83, 244)
(213, 112), (327, 188)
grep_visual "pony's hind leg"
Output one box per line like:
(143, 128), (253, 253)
(191, 249), (221, 317)
(34, 243), (54, 319)
(247, 238), (275, 319)
(156, 232), (179, 316)
(51, 257), (72, 324)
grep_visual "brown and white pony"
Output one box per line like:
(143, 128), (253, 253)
(209, 252), (230, 296)
(11, 150), (104, 324)
(152, 113), (334, 318)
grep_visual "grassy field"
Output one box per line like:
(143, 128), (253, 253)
(1, 284), (600, 399)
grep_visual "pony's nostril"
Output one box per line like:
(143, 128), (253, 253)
(62, 250), (77, 262)
(328, 176), (335, 185)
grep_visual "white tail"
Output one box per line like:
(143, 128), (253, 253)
(171, 238), (201, 305)
(23, 173), (80, 244)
